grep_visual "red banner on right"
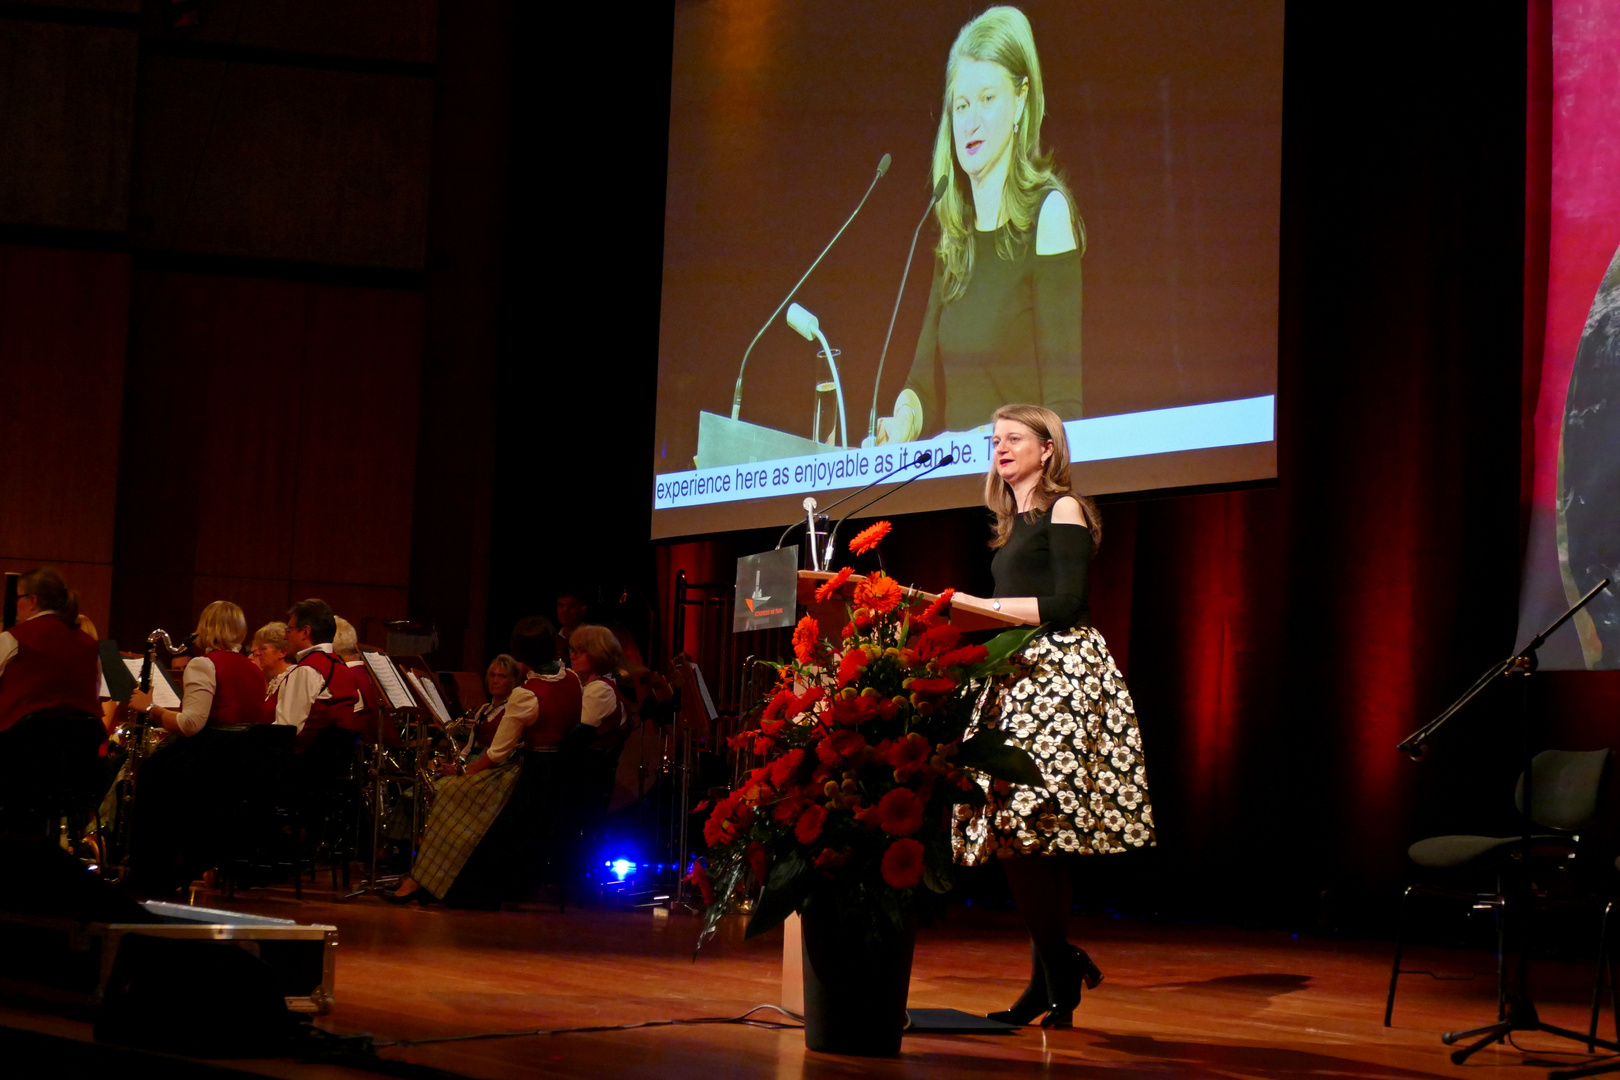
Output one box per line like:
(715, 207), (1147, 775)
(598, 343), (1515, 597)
(1518, 0), (1620, 668)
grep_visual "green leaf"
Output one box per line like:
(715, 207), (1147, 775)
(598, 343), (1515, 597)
(745, 850), (814, 939)
(968, 625), (1042, 677)
(957, 728), (1045, 786)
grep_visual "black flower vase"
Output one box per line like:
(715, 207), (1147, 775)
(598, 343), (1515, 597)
(799, 899), (916, 1056)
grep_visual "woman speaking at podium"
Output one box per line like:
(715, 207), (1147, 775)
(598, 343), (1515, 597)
(951, 404), (1154, 1028)
(875, 6), (1083, 444)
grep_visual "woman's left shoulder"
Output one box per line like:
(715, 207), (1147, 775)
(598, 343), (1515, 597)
(1049, 495), (1087, 526)
(1035, 189), (1077, 256)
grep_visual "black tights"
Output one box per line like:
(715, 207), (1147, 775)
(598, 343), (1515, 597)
(1003, 853), (1073, 952)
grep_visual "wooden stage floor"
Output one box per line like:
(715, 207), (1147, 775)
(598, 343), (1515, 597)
(7, 881), (1620, 1079)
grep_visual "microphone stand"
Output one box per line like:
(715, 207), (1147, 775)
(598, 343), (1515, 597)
(869, 174), (948, 443)
(731, 154), (890, 422)
(775, 450), (932, 555)
(1394, 578), (1614, 1067)
(822, 452), (957, 571)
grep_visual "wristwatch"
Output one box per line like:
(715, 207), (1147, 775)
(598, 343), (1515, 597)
(991, 600), (1002, 612)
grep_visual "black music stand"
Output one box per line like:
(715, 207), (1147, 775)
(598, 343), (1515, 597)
(1398, 578), (1613, 1066)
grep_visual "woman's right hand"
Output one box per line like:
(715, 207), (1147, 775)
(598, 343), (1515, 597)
(875, 390), (923, 445)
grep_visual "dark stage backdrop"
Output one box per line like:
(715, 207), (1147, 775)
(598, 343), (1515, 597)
(634, 5), (1620, 928)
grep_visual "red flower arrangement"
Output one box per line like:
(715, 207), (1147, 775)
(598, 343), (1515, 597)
(692, 524), (1043, 950)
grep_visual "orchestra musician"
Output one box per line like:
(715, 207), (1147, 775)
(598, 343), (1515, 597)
(124, 600), (267, 896)
(387, 619), (583, 906)
(333, 616), (379, 742)
(0, 567), (101, 744)
(465, 654), (522, 760)
(275, 599), (362, 760)
(249, 621), (295, 706)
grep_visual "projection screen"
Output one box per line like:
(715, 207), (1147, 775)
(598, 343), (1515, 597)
(652, 0), (1283, 540)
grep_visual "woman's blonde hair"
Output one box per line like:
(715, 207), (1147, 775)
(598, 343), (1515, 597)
(253, 621), (291, 657)
(568, 625), (624, 677)
(194, 600), (247, 652)
(931, 5), (1083, 303)
(984, 403), (1100, 549)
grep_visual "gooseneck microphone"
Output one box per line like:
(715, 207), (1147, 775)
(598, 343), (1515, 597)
(731, 154), (891, 422)
(867, 172), (951, 443)
(823, 452), (958, 568)
(775, 449), (927, 556)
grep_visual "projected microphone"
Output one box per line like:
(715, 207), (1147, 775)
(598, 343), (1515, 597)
(823, 452), (958, 568)
(867, 172), (951, 445)
(731, 154), (891, 422)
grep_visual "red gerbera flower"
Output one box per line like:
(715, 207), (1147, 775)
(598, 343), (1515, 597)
(934, 644), (989, 669)
(835, 648), (870, 689)
(792, 616), (820, 665)
(875, 786), (926, 837)
(881, 838), (925, 889)
(795, 802), (827, 844)
(814, 565), (854, 602)
(887, 733), (932, 779)
(849, 519), (892, 555)
(686, 859), (715, 906)
(769, 748), (806, 787)
(918, 587), (956, 623)
(815, 728), (868, 766)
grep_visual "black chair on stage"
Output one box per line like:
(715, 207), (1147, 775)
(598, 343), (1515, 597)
(1385, 748), (1611, 1027)
(217, 723), (296, 899)
(0, 707), (107, 849)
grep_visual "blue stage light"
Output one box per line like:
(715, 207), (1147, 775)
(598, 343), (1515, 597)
(609, 858), (636, 881)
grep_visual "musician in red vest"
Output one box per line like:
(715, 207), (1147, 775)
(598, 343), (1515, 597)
(332, 616), (377, 741)
(274, 599), (360, 753)
(0, 567), (101, 739)
(388, 619), (583, 905)
(125, 600), (269, 896)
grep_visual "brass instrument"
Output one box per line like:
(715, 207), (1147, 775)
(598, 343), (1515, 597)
(113, 628), (193, 881)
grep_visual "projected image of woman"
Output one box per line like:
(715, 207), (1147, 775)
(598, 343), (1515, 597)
(876, 5), (1083, 444)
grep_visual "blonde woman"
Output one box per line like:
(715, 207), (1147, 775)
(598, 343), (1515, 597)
(876, 6), (1083, 443)
(951, 404), (1153, 1028)
(126, 600), (268, 895)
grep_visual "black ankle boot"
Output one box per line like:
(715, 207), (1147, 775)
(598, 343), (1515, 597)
(986, 940), (1048, 1025)
(1039, 943), (1089, 1029)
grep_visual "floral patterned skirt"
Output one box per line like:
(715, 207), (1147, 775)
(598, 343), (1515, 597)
(952, 624), (1155, 865)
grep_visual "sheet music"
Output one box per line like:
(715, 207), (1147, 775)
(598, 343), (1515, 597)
(363, 650), (416, 711)
(404, 670), (450, 726)
(419, 676), (453, 727)
(124, 657), (181, 709)
(99, 671), (110, 699)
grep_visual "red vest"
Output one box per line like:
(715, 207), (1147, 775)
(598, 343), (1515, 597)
(202, 650), (271, 728)
(0, 615), (101, 733)
(293, 648), (360, 750)
(521, 669), (584, 750)
(346, 660), (379, 740)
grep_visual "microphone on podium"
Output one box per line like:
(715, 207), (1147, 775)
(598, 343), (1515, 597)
(823, 451), (958, 567)
(731, 154), (891, 423)
(867, 172), (951, 444)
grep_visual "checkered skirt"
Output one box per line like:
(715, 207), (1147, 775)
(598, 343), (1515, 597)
(412, 757), (523, 898)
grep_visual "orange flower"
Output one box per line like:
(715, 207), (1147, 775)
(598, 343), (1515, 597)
(854, 572), (903, 615)
(795, 802), (827, 844)
(918, 587), (956, 623)
(849, 519), (892, 555)
(789, 686), (825, 717)
(835, 648), (870, 689)
(814, 565), (854, 602)
(792, 616), (820, 665)
(881, 838), (925, 889)
(841, 623), (857, 639)
(876, 787), (926, 836)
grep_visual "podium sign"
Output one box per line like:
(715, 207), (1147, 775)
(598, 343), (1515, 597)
(735, 548), (798, 632)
